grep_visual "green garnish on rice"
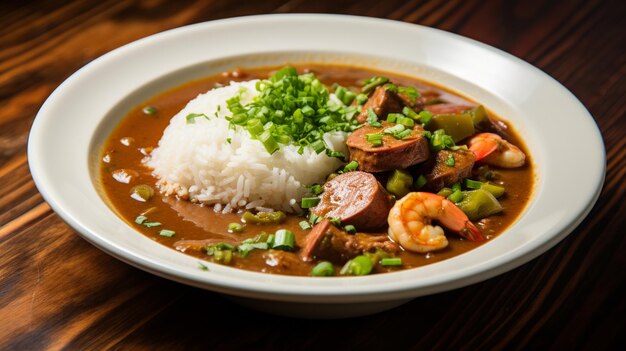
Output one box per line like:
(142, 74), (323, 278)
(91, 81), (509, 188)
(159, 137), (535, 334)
(224, 66), (361, 155)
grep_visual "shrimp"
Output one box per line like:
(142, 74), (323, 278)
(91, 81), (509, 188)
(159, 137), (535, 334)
(468, 132), (526, 168)
(388, 192), (484, 253)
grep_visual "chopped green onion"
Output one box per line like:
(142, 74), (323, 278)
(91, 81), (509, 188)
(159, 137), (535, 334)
(272, 229), (296, 251)
(143, 222), (161, 228)
(310, 184), (323, 195)
(448, 190), (464, 203)
(228, 222), (244, 233)
(396, 116), (415, 127)
(414, 174), (427, 189)
(384, 124), (405, 135)
(344, 224), (357, 234)
(309, 213), (321, 225)
(395, 129), (411, 139)
(299, 220), (312, 230)
(402, 106), (419, 119)
(328, 217), (342, 226)
(185, 113), (210, 124)
(380, 257), (402, 266)
(259, 130), (279, 154)
(198, 262), (209, 271)
(366, 133), (383, 146)
(135, 215), (148, 225)
(419, 111), (432, 125)
(340, 255), (373, 276)
(366, 108), (381, 127)
(427, 129), (455, 152)
(142, 106), (157, 115)
(301, 197), (320, 209)
(343, 160), (359, 172)
(398, 86), (420, 104)
(384, 84), (398, 92)
(159, 229), (176, 237)
(465, 179), (483, 189)
(386, 113), (400, 123)
(451, 182), (462, 192)
(310, 140), (326, 154)
(212, 249), (233, 264)
(355, 93), (368, 105)
(311, 261), (336, 277)
(226, 138), (232, 144)
(362, 76), (390, 94)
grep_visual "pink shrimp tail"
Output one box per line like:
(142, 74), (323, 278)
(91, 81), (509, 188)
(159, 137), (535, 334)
(461, 220), (485, 241)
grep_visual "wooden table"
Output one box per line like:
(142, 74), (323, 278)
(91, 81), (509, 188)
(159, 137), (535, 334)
(1, 0), (624, 349)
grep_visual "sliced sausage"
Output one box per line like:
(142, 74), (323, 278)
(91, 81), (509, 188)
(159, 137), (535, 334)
(419, 149), (475, 192)
(300, 219), (399, 263)
(355, 85), (405, 123)
(310, 171), (393, 231)
(347, 122), (430, 172)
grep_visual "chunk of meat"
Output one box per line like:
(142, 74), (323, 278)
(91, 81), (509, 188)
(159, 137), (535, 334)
(347, 122), (430, 172)
(311, 171), (393, 231)
(355, 85), (405, 123)
(420, 149), (475, 192)
(301, 219), (399, 263)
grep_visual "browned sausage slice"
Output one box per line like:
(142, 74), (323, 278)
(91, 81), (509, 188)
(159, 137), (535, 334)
(347, 122), (430, 172)
(300, 219), (399, 263)
(419, 149), (475, 191)
(355, 85), (405, 124)
(310, 171), (393, 231)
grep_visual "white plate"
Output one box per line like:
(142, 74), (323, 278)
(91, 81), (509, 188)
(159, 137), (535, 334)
(28, 14), (604, 318)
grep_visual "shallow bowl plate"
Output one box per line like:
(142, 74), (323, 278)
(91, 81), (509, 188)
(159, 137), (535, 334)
(28, 14), (604, 318)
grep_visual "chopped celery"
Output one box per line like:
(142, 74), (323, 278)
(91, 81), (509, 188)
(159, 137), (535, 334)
(386, 170), (413, 198)
(428, 113), (475, 142)
(456, 189), (503, 221)
(468, 105), (488, 126)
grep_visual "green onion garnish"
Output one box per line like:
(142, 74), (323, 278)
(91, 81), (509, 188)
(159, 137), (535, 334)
(310, 184), (323, 195)
(340, 255), (373, 276)
(159, 229), (176, 237)
(465, 179), (483, 189)
(185, 113), (210, 124)
(311, 261), (336, 277)
(272, 229), (295, 251)
(414, 174), (427, 189)
(135, 215), (148, 224)
(448, 190), (464, 203)
(143, 222), (161, 228)
(446, 154), (456, 166)
(419, 111), (432, 125)
(342, 160), (359, 172)
(451, 182), (462, 192)
(355, 93), (368, 105)
(366, 108), (381, 127)
(384, 124), (405, 135)
(301, 197), (320, 209)
(309, 213), (320, 225)
(397, 116), (415, 127)
(402, 106), (419, 119)
(398, 86), (420, 104)
(142, 106), (157, 115)
(228, 222), (244, 233)
(299, 220), (312, 230)
(362, 76), (390, 94)
(380, 257), (402, 266)
(366, 133), (383, 146)
(344, 224), (357, 234)
(198, 262), (209, 271)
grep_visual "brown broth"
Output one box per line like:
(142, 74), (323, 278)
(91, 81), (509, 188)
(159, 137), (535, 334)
(100, 64), (534, 276)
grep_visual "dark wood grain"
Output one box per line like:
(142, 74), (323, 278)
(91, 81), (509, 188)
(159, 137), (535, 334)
(1, 0), (624, 350)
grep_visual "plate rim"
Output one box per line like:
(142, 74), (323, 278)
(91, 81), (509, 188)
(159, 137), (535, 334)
(27, 14), (605, 303)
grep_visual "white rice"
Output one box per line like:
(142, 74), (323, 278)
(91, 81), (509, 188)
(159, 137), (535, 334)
(146, 80), (348, 213)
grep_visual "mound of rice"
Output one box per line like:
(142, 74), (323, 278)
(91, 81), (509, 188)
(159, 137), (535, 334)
(146, 80), (348, 213)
